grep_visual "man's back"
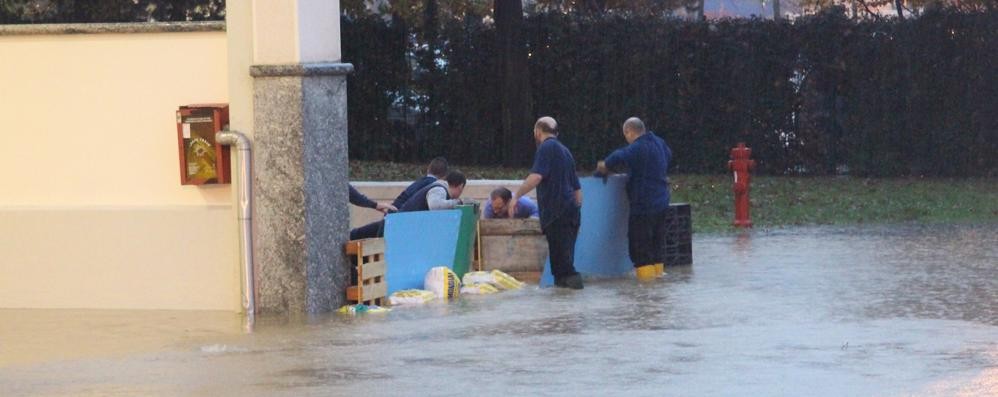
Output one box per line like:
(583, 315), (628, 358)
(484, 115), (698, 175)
(393, 175), (437, 208)
(605, 132), (671, 214)
(399, 181), (448, 212)
(531, 137), (581, 227)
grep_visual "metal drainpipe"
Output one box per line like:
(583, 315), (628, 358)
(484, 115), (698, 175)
(216, 130), (254, 323)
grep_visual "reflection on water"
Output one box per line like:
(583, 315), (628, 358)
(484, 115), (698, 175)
(0, 309), (245, 367)
(2, 223), (996, 396)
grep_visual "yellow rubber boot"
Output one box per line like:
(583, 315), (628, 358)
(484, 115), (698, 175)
(654, 263), (665, 278)
(636, 264), (657, 282)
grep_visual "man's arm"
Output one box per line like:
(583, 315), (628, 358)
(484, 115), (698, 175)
(601, 147), (630, 174)
(350, 185), (397, 213)
(515, 173), (543, 199)
(349, 185), (377, 209)
(510, 173), (543, 218)
(573, 159), (583, 207)
(427, 186), (462, 210)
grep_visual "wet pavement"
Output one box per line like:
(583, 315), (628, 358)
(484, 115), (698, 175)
(2, 223), (997, 396)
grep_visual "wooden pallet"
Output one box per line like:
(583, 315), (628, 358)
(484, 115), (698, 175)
(345, 238), (387, 306)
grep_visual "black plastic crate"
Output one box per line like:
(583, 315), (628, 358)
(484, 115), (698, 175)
(663, 203), (693, 266)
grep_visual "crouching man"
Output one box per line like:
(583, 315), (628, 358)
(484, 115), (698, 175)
(484, 187), (538, 219)
(397, 171), (467, 212)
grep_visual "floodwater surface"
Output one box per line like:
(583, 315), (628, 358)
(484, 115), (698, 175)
(2, 223), (997, 396)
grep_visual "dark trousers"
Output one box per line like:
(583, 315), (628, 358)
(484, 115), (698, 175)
(350, 220), (385, 241)
(543, 207), (581, 279)
(628, 210), (667, 267)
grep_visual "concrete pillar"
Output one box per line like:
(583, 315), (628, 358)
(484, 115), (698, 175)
(245, 0), (352, 314)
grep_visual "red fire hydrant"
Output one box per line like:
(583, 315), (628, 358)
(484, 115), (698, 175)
(728, 142), (756, 228)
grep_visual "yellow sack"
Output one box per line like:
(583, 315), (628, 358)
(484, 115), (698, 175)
(388, 289), (436, 305)
(490, 269), (525, 290)
(424, 267), (461, 300)
(460, 282), (500, 295)
(462, 270), (525, 291)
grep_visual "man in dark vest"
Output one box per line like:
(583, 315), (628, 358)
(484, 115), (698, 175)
(349, 171), (467, 240)
(398, 171), (467, 212)
(509, 117), (584, 289)
(392, 157), (449, 209)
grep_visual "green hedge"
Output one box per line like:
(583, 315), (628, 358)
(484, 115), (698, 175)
(342, 8), (998, 176)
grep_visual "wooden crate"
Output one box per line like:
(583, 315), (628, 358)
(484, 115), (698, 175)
(478, 219), (547, 282)
(345, 238), (388, 306)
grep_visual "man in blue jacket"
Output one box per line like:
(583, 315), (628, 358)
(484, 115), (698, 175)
(510, 117), (584, 289)
(597, 117), (672, 281)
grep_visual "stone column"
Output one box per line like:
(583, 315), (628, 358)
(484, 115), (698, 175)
(247, 0), (351, 314)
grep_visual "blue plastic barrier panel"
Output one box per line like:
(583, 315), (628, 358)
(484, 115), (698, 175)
(540, 176), (634, 286)
(384, 210), (463, 294)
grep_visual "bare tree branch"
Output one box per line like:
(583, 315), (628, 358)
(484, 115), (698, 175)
(856, 0), (884, 20)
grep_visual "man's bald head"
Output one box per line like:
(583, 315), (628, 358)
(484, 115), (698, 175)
(535, 117), (558, 135)
(621, 117), (647, 144)
(623, 117), (646, 135)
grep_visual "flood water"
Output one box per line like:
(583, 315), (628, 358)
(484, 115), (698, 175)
(2, 223), (997, 396)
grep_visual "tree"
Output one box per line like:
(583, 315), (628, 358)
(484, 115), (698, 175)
(341, 0), (490, 22)
(495, 0), (533, 166)
(0, 0), (224, 23)
(529, 0), (689, 15)
(688, 0), (704, 19)
(799, 0), (998, 19)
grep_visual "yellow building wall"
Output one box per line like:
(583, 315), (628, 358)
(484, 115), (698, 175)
(0, 30), (241, 311)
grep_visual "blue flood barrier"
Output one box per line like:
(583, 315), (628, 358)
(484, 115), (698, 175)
(540, 176), (634, 286)
(384, 210), (463, 294)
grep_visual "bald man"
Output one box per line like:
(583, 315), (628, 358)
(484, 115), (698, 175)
(510, 116), (584, 289)
(597, 117), (672, 281)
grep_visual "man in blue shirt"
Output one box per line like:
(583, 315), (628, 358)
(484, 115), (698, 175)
(597, 117), (672, 281)
(510, 117), (584, 289)
(483, 187), (539, 219)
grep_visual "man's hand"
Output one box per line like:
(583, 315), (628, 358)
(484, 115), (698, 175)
(507, 198), (518, 218)
(375, 202), (397, 214)
(596, 160), (608, 176)
(574, 189), (583, 207)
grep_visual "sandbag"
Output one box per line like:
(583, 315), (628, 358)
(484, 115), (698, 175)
(424, 267), (461, 299)
(460, 282), (500, 295)
(388, 289), (436, 305)
(462, 270), (525, 291)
